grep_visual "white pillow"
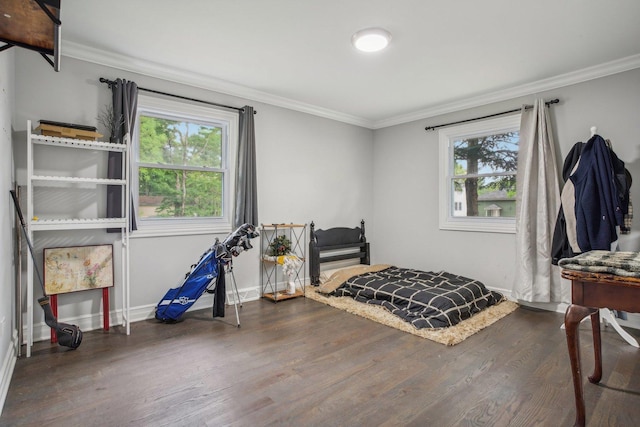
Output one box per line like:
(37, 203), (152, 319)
(318, 267), (351, 284)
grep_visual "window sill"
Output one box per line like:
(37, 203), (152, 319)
(130, 224), (233, 239)
(439, 217), (515, 234)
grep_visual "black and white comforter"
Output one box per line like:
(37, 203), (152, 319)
(332, 266), (504, 329)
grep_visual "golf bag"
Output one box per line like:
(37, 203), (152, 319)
(10, 190), (83, 350)
(154, 224), (259, 322)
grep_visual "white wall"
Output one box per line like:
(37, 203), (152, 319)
(12, 50), (373, 338)
(371, 68), (640, 312)
(11, 48), (640, 339)
(0, 49), (16, 413)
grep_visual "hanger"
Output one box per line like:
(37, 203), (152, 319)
(591, 125), (614, 149)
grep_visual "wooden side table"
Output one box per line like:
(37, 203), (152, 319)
(561, 269), (640, 427)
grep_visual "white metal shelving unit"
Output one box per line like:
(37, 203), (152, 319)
(24, 120), (131, 357)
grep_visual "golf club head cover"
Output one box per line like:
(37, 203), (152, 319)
(221, 224), (259, 258)
(38, 296), (83, 350)
(56, 323), (83, 349)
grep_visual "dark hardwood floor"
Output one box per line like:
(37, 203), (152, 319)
(3, 298), (640, 426)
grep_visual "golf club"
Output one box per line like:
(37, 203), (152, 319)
(10, 190), (82, 350)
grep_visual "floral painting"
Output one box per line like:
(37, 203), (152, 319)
(44, 245), (114, 294)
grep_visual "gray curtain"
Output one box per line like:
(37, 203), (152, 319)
(513, 99), (563, 302)
(233, 106), (258, 228)
(107, 78), (138, 231)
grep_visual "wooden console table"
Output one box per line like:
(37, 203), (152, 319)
(562, 269), (640, 427)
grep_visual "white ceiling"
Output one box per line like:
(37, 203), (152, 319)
(59, 0), (640, 129)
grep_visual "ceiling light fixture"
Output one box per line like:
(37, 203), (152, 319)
(351, 28), (392, 52)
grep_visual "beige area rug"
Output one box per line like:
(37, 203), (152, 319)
(305, 286), (519, 346)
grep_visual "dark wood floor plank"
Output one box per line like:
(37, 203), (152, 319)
(3, 298), (640, 426)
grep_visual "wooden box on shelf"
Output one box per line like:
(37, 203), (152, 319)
(36, 121), (103, 141)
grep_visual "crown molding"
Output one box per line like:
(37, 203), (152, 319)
(373, 53), (640, 129)
(62, 41), (374, 129)
(63, 41), (639, 130)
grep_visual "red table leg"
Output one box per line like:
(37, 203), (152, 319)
(50, 294), (57, 344)
(565, 304), (599, 427)
(588, 310), (602, 384)
(103, 288), (109, 331)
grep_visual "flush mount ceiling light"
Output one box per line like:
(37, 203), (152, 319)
(351, 27), (392, 52)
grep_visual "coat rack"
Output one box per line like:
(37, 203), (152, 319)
(595, 126), (638, 347)
(561, 125), (639, 348)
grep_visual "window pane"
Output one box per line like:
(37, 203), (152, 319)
(139, 116), (222, 169)
(439, 114), (520, 233)
(138, 167), (223, 219)
(453, 131), (518, 176)
(452, 176), (516, 217)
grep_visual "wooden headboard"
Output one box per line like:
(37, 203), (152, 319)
(309, 220), (370, 285)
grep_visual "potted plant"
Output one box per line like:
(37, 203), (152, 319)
(268, 234), (291, 256)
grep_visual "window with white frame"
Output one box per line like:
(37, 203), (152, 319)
(438, 114), (520, 233)
(132, 94), (238, 236)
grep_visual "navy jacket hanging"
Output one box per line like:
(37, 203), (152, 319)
(572, 135), (627, 251)
(551, 142), (583, 264)
(552, 135), (631, 264)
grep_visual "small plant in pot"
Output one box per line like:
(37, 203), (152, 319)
(268, 234), (291, 256)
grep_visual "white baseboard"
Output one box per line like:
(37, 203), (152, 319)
(0, 332), (19, 416)
(490, 285), (567, 313)
(491, 286), (640, 330)
(24, 282), (640, 342)
(27, 286), (263, 342)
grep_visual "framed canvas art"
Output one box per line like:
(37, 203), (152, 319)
(43, 244), (114, 295)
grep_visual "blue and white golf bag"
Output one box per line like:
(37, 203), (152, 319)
(155, 224), (259, 322)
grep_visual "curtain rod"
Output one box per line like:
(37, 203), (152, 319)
(99, 78), (256, 114)
(424, 98), (559, 131)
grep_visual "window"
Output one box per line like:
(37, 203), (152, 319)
(132, 94), (238, 236)
(438, 114), (520, 233)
